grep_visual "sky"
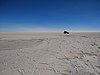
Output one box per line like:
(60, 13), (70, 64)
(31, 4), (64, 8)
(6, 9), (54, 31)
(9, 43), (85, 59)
(0, 0), (100, 32)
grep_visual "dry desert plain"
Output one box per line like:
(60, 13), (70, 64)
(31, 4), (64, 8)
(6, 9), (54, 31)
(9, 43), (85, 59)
(0, 32), (100, 75)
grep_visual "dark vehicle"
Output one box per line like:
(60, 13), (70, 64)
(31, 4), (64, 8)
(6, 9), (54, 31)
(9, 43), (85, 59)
(64, 31), (69, 34)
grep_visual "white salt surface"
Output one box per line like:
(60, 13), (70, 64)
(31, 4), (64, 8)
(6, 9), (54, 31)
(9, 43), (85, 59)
(0, 32), (100, 75)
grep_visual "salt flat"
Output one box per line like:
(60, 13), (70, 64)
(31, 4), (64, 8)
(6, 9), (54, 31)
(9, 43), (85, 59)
(0, 32), (100, 75)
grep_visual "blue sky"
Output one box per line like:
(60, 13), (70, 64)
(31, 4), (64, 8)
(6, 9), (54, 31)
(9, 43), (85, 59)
(0, 0), (100, 32)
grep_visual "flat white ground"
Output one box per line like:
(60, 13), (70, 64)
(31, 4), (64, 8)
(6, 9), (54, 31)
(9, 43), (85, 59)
(0, 32), (100, 75)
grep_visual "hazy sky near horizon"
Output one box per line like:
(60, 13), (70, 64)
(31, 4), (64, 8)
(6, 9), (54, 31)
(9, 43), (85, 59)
(0, 0), (100, 32)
